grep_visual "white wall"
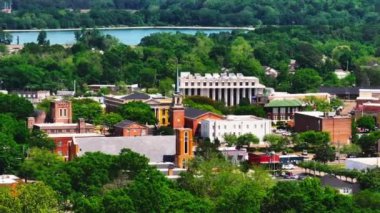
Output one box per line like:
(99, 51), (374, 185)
(201, 117), (272, 144)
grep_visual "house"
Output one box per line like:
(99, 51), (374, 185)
(219, 147), (249, 165)
(11, 90), (50, 104)
(104, 92), (171, 126)
(320, 175), (360, 195)
(201, 115), (272, 143)
(184, 107), (223, 136)
(294, 111), (352, 146)
(265, 99), (305, 121)
(264, 66), (278, 78)
(178, 72), (267, 106)
(114, 120), (149, 137)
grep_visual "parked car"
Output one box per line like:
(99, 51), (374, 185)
(282, 163), (295, 170)
(283, 172), (298, 179)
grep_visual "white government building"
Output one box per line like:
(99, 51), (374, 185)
(178, 72), (266, 106)
(200, 115), (272, 144)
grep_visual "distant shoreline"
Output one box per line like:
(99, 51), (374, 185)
(4, 26), (255, 32)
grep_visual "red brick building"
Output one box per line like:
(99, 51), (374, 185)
(294, 111), (352, 146)
(114, 120), (149, 137)
(249, 152), (280, 164)
(184, 108), (223, 136)
(50, 100), (73, 123)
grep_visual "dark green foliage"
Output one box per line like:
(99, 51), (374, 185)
(262, 178), (355, 213)
(358, 168), (380, 192)
(118, 101), (157, 125)
(356, 115), (376, 131)
(0, 94), (33, 120)
(72, 98), (103, 123)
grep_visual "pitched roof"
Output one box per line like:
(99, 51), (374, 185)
(185, 107), (209, 119)
(74, 136), (176, 163)
(265, 99), (304, 108)
(121, 92), (150, 100)
(114, 120), (138, 128)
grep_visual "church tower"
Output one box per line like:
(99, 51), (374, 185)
(169, 93), (185, 129)
(175, 128), (193, 168)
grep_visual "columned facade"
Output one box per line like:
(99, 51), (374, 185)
(178, 72), (266, 106)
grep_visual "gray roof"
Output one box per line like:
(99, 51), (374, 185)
(114, 120), (137, 128)
(321, 175), (360, 193)
(74, 136), (176, 163)
(185, 107), (209, 119)
(121, 92), (150, 100)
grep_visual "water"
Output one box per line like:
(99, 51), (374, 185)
(9, 28), (233, 45)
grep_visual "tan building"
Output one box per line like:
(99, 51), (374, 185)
(294, 111), (352, 146)
(104, 92), (171, 126)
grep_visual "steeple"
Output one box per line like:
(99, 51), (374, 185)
(175, 62), (180, 94)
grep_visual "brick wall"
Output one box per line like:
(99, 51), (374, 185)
(322, 118), (352, 146)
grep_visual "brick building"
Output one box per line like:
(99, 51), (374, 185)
(114, 120), (149, 137)
(264, 99), (305, 121)
(294, 111), (352, 146)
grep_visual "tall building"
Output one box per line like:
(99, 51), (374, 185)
(170, 93), (185, 129)
(178, 72), (266, 106)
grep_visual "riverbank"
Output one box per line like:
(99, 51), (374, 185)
(4, 26), (255, 32)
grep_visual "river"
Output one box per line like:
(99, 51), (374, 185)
(7, 27), (247, 45)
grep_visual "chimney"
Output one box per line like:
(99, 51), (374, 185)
(78, 118), (86, 133)
(27, 117), (35, 130)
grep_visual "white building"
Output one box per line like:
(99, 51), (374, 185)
(178, 72), (266, 106)
(200, 115), (272, 144)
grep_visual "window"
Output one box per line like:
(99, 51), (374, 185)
(162, 118), (166, 124)
(240, 82), (243, 86)
(162, 109), (165, 115)
(224, 125), (227, 129)
(222, 82), (224, 86)
(184, 131), (189, 154)
(185, 82), (188, 86)
(251, 82), (255, 86)
(203, 82), (206, 86)
(209, 82), (213, 86)
(247, 125), (249, 129)
(245, 82), (249, 86)
(197, 82), (200, 86)
(59, 108), (67, 117)
(57, 141), (62, 147)
(215, 82), (218, 86)
(234, 82), (237, 86)
(191, 82), (194, 86)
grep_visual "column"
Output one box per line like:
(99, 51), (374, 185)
(236, 88), (240, 105)
(231, 89), (234, 106)
(224, 88), (228, 106)
(219, 88), (223, 102)
(212, 88), (216, 101)
(242, 87), (246, 98)
(248, 88), (252, 103)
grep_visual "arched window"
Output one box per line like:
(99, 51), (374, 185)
(184, 131), (188, 154)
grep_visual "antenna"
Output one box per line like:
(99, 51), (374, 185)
(176, 58), (179, 94)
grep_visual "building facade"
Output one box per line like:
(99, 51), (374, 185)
(178, 72), (266, 106)
(294, 111), (352, 146)
(114, 120), (149, 137)
(265, 99), (305, 121)
(104, 92), (171, 126)
(12, 90), (50, 104)
(200, 115), (272, 143)
(175, 128), (194, 168)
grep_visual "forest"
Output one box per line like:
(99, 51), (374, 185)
(0, 24), (379, 95)
(0, 0), (379, 29)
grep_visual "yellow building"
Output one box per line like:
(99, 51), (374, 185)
(104, 92), (171, 126)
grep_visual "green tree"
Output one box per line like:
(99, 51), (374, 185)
(314, 143), (336, 163)
(358, 168), (380, 192)
(291, 68), (322, 93)
(233, 105), (266, 117)
(37, 30), (49, 45)
(237, 133), (259, 147)
(264, 134), (289, 152)
(0, 133), (24, 174)
(28, 129), (56, 150)
(356, 115), (376, 131)
(295, 131), (330, 150)
(354, 190), (380, 210)
(158, 77), (174, 96)
(223, 133), (238, 147)
(94, 112), (124, 134)
(0, 94), (33, 120)
(72, 98), (103, 122)
(17, 182), (59, 213)
(357, 133), (378, 156)
(118, 101), (157, 125)
(341, 144), (362, 157)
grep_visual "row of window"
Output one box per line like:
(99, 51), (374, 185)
(215, 124), (264, 129)
(46, 129), (91, 134)
(184, 81), (255, 87)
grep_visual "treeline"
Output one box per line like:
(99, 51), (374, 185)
(1, 25), (380, 94)
(0, 0), (379, 29)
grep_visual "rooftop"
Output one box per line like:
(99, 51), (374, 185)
(265, 99), (304, 107)
(114, 120), (144, 128)
(74, 136), (176, 163)
(48, 133), (103, 138)
(184, 107), (209, 119)
(121, 92), (151, 100)
(224, 115), (268, 121)
(180, 72), (259, 80)
(34, 122), (93, 127)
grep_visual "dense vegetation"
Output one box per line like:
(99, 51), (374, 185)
(0, 0), (379, 29)
(1, 24), (379, 95)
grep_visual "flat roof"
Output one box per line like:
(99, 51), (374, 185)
(346, 157), (380, 166)
(34, 123), (93, 127)
(265, 99), (304, 107)
(48, 133), (103, 138)
(296, 111), (350, 119)
(74, 136), (176, 163)
(223, 115), (269, 121)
